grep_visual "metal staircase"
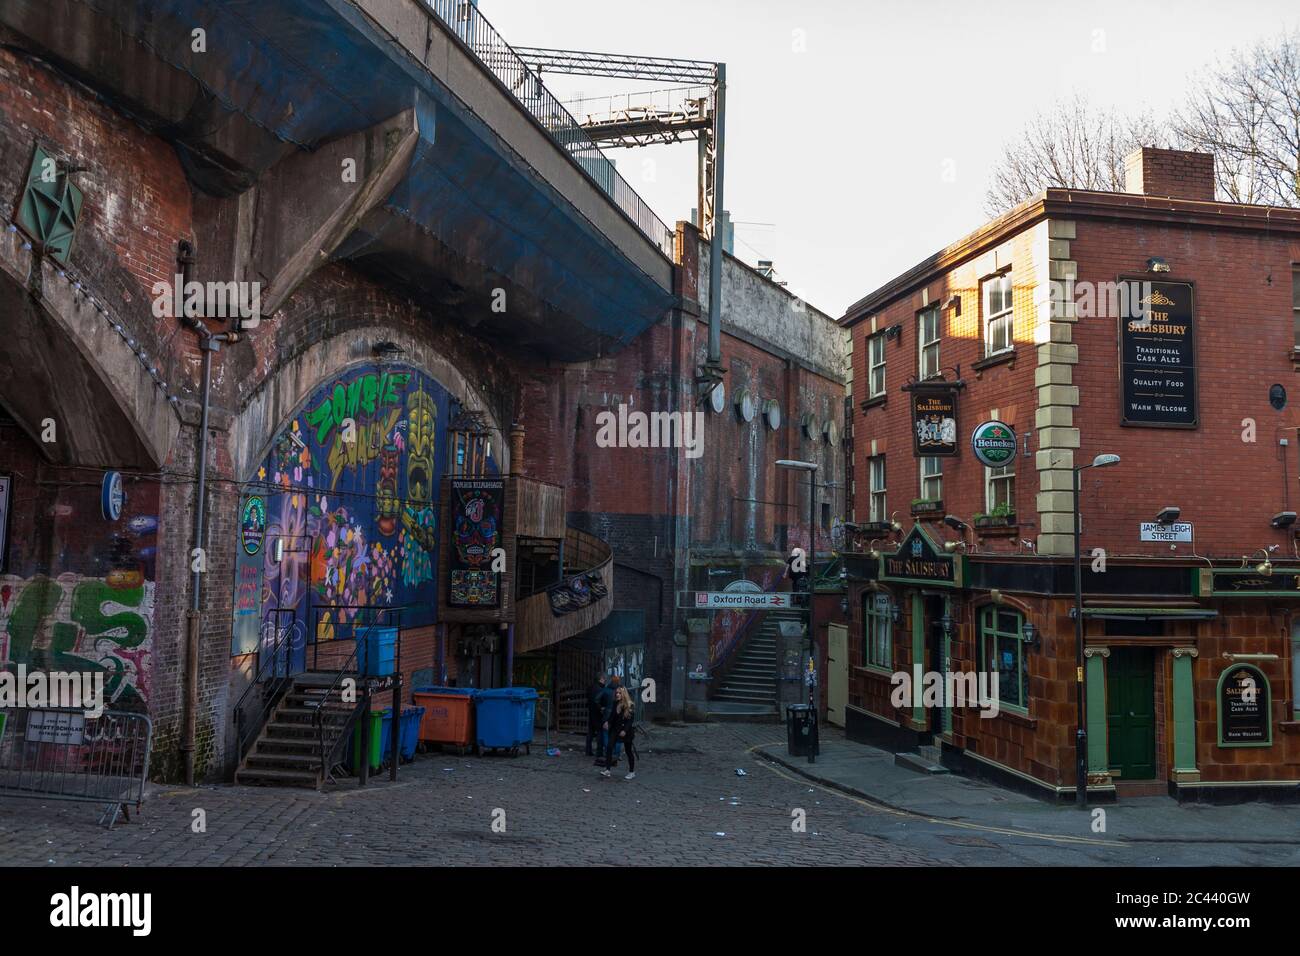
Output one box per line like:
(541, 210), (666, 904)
(709, 610), (803, 716)
(235, 672), (359, 788)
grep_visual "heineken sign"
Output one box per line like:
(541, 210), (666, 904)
(971, 421), (1016, 467)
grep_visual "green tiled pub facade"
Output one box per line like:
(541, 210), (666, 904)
(842, 539), (1300, 803)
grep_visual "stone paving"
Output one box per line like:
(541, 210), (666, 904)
(0, 722), (936, 866)
(2, 721), (1294, 866)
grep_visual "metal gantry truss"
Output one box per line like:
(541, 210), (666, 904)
(515, 47), (725, 245)
(515, 47), (727, 384)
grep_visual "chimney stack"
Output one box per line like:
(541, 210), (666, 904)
(1123, 147), (1216, 202)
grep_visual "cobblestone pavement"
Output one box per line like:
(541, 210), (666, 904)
(5, 721), (1289, 866)
(0, 722), (940, 866)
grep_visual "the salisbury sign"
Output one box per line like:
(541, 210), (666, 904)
(881, 525), (958, 586)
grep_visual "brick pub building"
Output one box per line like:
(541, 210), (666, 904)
(842, 147), (1300, 802)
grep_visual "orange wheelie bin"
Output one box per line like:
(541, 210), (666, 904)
(411, 687), (476, 755)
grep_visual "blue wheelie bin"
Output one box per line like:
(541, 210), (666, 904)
(473, 687), (538, 757)
(378, 706), (427, 765)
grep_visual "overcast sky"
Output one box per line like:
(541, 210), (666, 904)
(486, 0), (1299, 318)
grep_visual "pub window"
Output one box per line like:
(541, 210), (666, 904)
(918, 305), (941, 380)
(980, 605), (1029, 712)
(1292, 620), (1300, 720)
(869, 454), (887, 521)
(863, 592), (892, 671)
(985, 463), (1015, 514)
(868, 332), (887, 397)
(1292, 266), (1300, 352)
(919, 456), (942, 502)
(982, 272), (1014, 356)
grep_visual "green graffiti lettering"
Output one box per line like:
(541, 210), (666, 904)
(346, 376), (363, 421)
(5, 577), (64, 665)
(305, 400), (333, 445)
(71, 582), (147, 648)
(361, 373), (379, 416)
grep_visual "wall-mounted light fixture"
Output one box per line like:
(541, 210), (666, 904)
(272, 537), (285, 563)
(1156, 506), (1181, 525)
(944, 294), (962, 316)
(1271, 511), (1296, 529)
(1146, 257), (1171, 273)
(1021, 620), (1037, 647)
(885, 324), (903, 342)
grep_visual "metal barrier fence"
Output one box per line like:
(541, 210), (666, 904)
(420, 0), (675, 258)
(0, 708), (152, 829)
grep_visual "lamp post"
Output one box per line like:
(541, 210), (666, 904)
(777, 459), (819, 714)
(1072, 452), (1121, 808)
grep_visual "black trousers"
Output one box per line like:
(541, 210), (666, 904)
(606, 729), (636, 772)
(586, 718), (600, 755)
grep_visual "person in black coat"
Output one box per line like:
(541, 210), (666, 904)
(600, 686), (637, 780)
(585, 674), (608, 756)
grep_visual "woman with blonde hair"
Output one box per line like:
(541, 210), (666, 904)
(600, 685), (638, 780)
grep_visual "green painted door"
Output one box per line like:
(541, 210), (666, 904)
(1106, 648), (1157, 779)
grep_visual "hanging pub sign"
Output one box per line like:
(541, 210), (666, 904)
(970, 420), (1016, 468)
(447, 478), (504, 608)
(1217, 664), (1271, 746)
(911, 389), (958, 457)
(1119, 277), (1197, 428)
(880, 524), (958, 586)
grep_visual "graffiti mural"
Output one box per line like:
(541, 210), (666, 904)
(239, 365), (482, 654)
(0, 573), (154, 708)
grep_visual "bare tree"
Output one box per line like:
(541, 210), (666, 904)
(985, 94), (1168, 215)
(1174, 31), (1300, 207)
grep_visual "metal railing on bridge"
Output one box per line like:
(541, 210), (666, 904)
(421, 0), (675, 258)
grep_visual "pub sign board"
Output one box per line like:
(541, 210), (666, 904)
(1217, 664), (1271, 747)
(880, 524), (959, 587)
(1118, 277), (1197, 428)
(911, 389), (959, 457)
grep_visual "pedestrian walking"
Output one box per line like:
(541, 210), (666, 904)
(600, 685), (638, 780)
(585, 673), (607, 756)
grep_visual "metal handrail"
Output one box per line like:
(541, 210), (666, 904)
(419, 0), (674, 258)
(233, 610), (298, 758)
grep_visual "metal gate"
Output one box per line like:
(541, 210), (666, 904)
(0, 708), (152, 828)
(555, 647), (600, 733)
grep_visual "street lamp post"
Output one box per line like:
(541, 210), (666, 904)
(777, 459), (819, 716)
(1072, 452), (1121, 808)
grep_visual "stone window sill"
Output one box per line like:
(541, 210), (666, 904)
(972, 349), (1017, 375)
(860, 394), (887, 413)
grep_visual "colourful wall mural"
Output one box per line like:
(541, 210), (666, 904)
(234, 364), (478, 656)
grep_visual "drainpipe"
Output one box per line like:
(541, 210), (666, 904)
(181, 318), (238, 786)
(705, 63), (727, 369)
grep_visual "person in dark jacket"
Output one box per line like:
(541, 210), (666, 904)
(600, 685), (637, 779)
(585, 674), (607, 756)
(596, 675), (623, 766)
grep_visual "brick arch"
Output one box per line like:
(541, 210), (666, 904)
(229, 325), (506, 484)
(0, 231), (182, 469)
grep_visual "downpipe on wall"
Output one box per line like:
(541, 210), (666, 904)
(180, 317), (240, 786)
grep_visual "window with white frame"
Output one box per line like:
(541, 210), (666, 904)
(869, 455), (886, 521)
(918, 306), (941, 380)
(919, 456), (942, 502)
(863, 591), (892, 671)
(868, 333), (886, 397)
(983, 272), (1014, 356)
(980, 606), (1029, 711)
(985, 463), (1015, 515)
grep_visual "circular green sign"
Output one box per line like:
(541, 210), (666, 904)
(971, 420), (1017, 467)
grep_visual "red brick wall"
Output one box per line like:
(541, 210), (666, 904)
(1124, 147), (1216, 201)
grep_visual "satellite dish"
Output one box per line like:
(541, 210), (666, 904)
(709, 380), (727, 414)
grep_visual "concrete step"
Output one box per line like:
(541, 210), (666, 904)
(894, 751), (950, 775)
(255, 738), (320, 755)
(244, 752), (321, 769)
(235, 766), (321, 788)
(714, 691), (777, 705)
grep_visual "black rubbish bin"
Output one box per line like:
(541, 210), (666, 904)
(786, 704), (819, 760)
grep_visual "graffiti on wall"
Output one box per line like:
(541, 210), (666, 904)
(0, 573), (154, 708)
(237, 365), (479, 654)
